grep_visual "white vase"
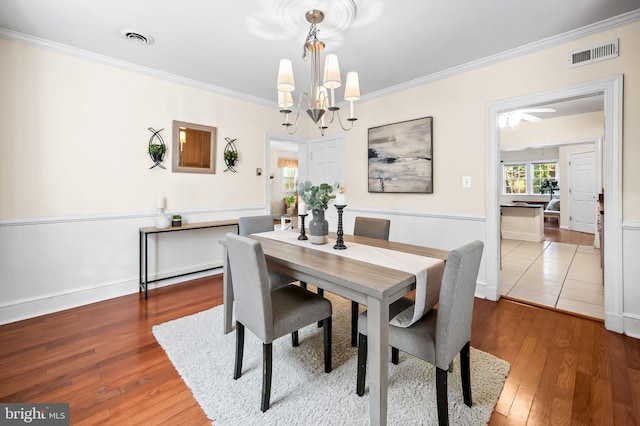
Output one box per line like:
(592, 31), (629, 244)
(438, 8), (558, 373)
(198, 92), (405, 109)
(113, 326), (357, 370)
(155, 210), (171, 229)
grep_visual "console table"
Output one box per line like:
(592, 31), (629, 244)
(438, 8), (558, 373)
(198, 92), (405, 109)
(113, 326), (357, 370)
(139, 219), (239, 299)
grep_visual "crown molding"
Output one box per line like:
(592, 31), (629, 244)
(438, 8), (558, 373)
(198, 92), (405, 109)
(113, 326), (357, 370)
(362, 9), (640, 102)
(1, 9), (638, 107)
(0, 27), (274, 108)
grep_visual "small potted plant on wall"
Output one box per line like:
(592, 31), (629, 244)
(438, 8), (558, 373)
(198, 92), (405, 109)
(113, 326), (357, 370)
(149, 144), (166, 162)
(171, 214), (182, 227)
(224, 150), (238, 166)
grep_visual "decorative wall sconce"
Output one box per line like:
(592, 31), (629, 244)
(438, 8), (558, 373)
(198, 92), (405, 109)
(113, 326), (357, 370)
(148, 127), (166, 169)
(223, 137), (238, 172)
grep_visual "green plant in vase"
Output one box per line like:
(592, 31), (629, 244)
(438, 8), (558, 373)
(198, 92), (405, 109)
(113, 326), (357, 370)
(297, 181), (339, 244)
(285, 195), (296, 214)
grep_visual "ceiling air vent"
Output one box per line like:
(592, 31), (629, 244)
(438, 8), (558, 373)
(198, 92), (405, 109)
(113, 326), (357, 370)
(121, 28), (154, 45)
(568, 39), (618, 67)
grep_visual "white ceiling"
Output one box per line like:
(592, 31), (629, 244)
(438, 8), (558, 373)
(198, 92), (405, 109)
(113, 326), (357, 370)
(0, 0), (638, 110)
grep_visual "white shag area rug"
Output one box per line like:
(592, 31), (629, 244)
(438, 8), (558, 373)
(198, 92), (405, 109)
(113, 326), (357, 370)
(153, 294), (510, 425)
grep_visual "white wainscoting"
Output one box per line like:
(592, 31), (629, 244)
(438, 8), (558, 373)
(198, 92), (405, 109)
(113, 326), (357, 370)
(332, 207), (491, 299)
(5, 208), (639, 338)
(0, 207), (263, 325)
(622, 222), (640, 338)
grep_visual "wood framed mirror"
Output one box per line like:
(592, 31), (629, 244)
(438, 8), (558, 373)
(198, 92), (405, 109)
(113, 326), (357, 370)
(172, 120), (217, 174)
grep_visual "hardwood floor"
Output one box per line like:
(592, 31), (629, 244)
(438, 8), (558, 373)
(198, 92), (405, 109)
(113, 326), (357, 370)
(543, 220), (596, 246)
(1, 276), (638, 425)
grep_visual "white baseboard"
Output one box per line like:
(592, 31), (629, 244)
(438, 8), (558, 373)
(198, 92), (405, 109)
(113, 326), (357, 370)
(501, 231), (543, 242)
(0, 268), (222, 325)
(623, 314), (640, 338)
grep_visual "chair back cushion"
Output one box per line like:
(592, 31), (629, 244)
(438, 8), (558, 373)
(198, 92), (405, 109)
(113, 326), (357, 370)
(225, 233), (273, 341)
(546, 198), (560, 211)
(238, 215), (275, 236)
(353, 217), (391, 241)
(435, 240), (483, 369)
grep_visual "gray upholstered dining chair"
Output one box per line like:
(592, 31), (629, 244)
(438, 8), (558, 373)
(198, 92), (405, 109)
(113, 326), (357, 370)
(225, 233), (332, 412)
(356, 240), (483, 426)
(238, 215), (291, 290)
(353, 216), (391, 241)
(349, 216), (391, 346)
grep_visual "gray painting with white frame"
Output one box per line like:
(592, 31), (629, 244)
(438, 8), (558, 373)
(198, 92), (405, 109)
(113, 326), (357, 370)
(368, 116), (433, 193)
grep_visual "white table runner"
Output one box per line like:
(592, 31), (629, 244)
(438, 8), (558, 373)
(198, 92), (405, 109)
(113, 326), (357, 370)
(256, 230), (444, 327)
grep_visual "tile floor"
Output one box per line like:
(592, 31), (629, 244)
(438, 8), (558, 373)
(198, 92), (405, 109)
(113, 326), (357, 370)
(501, 239), (604, 320)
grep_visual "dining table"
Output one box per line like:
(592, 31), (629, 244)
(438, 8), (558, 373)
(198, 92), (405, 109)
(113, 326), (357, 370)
(221, 231), (448, 426)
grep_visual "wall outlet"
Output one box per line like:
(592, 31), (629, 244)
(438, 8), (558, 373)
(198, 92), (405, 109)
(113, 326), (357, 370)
(462, 176), (472, 188)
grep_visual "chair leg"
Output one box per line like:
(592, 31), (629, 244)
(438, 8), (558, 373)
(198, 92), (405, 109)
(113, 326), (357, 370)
(317, 288), (325, 327)
(356, 333), (367, 396)
(323, 316), (332, 373)
(261, 343), (272, 412)
(436, 367), (449, 426)
(234, 322), (245, 380)
(351, 301), (359, 347)
(460, 342), (472, 407)
(391, 347), (399, 365)
(291, 330), (299, 347)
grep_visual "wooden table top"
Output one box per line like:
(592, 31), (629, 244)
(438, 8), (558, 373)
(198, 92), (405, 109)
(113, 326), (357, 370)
(250, 233), (449, 301)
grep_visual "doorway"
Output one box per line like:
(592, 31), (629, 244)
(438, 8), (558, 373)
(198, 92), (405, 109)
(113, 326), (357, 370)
(486, 76), (624, 332)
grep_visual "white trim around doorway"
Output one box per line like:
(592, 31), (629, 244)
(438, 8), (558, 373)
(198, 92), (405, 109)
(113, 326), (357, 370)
(485, 75), (624, 333)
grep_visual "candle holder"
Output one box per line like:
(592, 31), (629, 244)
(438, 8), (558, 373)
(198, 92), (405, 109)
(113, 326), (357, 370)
(333, 205), (347, 250)
(298, 214), (308, 240)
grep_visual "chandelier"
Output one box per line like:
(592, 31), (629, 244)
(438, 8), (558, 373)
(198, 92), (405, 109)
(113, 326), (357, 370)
(276, 9), (360, 136)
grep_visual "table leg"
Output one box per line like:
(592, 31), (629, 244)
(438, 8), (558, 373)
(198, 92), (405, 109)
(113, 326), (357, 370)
(139, 231), (143, 293)
(223, 246), (234, 334)
(367, 295), (389, 426)
(144, 234), (149, 300)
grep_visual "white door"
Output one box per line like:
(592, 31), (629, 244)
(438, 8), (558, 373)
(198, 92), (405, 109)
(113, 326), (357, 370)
(308, 135), (346, 218)
(570, 151), (597, 234)
(308, 136), (345, 187)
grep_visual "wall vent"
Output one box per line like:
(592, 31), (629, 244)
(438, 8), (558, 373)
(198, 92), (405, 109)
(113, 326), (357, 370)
(568, 39), (618, 67)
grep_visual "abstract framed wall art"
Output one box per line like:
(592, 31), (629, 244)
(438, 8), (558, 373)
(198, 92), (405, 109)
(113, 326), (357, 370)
(367, 116), (433, 193)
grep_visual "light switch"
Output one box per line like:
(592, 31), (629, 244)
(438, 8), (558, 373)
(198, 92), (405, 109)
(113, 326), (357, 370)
(462, 176), (472, 188)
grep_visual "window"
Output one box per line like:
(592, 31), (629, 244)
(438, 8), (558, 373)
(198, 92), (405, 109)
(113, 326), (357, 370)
(278, 158), (298, 193)
(502, 161), (558, 194)
(282, 166), (298, 193)
(504, 164), (526, 194)
(532, 162), (557, 194)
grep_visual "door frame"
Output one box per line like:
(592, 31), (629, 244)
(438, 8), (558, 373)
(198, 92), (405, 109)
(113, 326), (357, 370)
(485, 75), (624, 332)
(264, 132), (308, 215)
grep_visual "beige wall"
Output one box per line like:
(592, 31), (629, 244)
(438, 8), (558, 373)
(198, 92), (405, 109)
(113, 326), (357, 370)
(334, 21), (639, 221)
(0, 38), (283, 219)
